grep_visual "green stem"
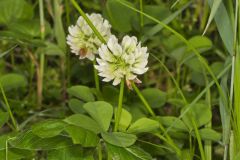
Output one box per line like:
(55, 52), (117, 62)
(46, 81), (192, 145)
(38, 0), (45, 107)
(192, 118), (205, 160)
(98, 141), (102, 160)
(0, 83), (18, 131)
(5, 138), (8, 160)
(202, 69), (212, 160)
(230, 131), (234, 160)
(107, 151), (112, 160)
(65, 0), (70, 25)
(114, 80), (124, 132)
(139, 0), (143, 27)
(131, 82), (155, 116)
(154, 133), (182, 158)
(65, 0), (71, 87)
(231, 0), (239, 158)
(93, 59), (100, 93)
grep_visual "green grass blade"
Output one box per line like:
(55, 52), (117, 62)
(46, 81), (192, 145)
(234, 45), (240, 156)
(192, 118), (206, 160)
(0, 82), (19, 131)
(171, 0), (181, 9)
(38, 0), (45, 108)
(219, 64), (231, 160)
(150, 53), (188, 104)
(203, 0), (222, 35)
(139, 0), (143, 27)
(0, 45), (17, 59)
(141, 1), (192, 42)
(207, 0), (234, 55)
(204, 70), (212, 160)
(54, 0), (67, 52)
(165, 62), (231, 133)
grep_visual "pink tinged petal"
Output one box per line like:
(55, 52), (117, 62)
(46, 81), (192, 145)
(86, 53), (95, 61)
(126, 73), (136, 80)
(134, 78), (142, 84)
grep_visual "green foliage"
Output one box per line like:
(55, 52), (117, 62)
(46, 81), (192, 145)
(7, 19), (51, 38)
(65, 125), (99, 147)
(104, 0), (137, 32)
(10, 130), (73, 150)
(0, 0), (33, 25)
(106, 143), (152, 160)
(192, 128), (222, 141)
(119, 108), (132, 131)
(67, 85), (95, 102)
(47, 146), (94, 160)
(157, 116), (188, 132)
(0, 0), (238, 159)
(68, 98), (85, 114)
(127, 118), (159, 134)
(83, 101), (113, 131)
(31, 120), (66, 138)
(64, 114), (101, 134)
(0, 111), (9, 128)
(43, 42), (65, 56)
(101, 132), (137, 147)
(141, 88), (166, 109)
(181, 103), (212, 130)
(0, 73), (27, 91)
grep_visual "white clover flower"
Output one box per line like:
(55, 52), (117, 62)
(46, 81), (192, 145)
(95, 35), (149, 86)
(67, 13), (111, 61)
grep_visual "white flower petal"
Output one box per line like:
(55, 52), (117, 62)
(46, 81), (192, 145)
(66, 13), (111, 61)
(95, 35), (149, 85)
(113, 78), (121, 86)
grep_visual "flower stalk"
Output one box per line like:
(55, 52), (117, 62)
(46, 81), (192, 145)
(93, 59), (100, 92)
(114, 80), (125, 131)
(131, 82), (155, 116)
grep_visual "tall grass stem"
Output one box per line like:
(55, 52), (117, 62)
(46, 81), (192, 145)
(38, 0), (45, 107)
(0, 83), (18, 131)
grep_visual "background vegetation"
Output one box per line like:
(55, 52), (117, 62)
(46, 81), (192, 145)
(0, 0), (239, 160)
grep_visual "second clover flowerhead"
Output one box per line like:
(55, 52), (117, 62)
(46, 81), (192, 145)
(95, 35), (149, 86)
(67, 13), (111, 61)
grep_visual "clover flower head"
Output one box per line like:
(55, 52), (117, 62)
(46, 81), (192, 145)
(67, 13), (111, 61)
(95, 35), (149, 86)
